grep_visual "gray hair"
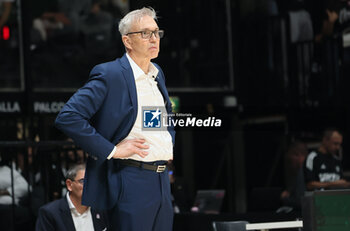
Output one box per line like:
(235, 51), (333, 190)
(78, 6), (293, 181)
(118, 7), (157, 35)
(66, 164), (85, 181)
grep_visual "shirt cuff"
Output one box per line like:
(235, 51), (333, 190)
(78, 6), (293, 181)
(107, 146), (117, 160)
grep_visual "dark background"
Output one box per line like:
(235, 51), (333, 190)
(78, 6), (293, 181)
(1, 0), (350, 227)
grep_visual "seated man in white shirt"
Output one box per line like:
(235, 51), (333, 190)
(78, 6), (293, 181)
(36, 164), (109, 231)
(0, 152), (31, 231)
(0, 164), (28, 205)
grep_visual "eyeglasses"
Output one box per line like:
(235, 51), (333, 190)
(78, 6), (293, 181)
(72, 178), (84, 184)
(126, 30), (164, 39)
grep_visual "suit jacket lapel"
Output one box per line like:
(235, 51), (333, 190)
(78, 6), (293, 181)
(59, 198), (76, 231)
(120, 54), (138, 115)
(119, 54), (170, 111)
(91, 209), (107, 231)
(155, 73), (170, 107)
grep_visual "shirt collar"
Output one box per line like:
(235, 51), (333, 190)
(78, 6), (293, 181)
(66, 192), (90, 215)
(66, 192), (75, 210)
(126, 53), (159, 80)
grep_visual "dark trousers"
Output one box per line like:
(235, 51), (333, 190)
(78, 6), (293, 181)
(109, 164), (173, 231)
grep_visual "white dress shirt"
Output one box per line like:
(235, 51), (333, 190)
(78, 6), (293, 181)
(108, 53), (173, 161)
(66, 193), (94, 231)
(0, 165), (28, 205)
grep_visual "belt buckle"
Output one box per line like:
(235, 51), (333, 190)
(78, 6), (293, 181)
(156, 165), (166, 173)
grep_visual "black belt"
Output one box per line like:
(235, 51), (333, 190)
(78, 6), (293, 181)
(117, 159), (167, 173)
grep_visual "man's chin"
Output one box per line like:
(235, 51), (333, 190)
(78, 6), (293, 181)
(150, 54), (159, 60)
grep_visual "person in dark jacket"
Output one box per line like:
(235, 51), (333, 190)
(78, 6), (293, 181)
(36, 164), (109, 231)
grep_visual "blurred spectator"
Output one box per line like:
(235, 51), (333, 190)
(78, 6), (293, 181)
(80, 0), (114, 50)
(31, 0), (71, 43)
(280, 141), (308, 210)
(289, 9), (314, 43)
(0, 152), (28, 205)
(29, 0), (119, 89)
(303, 128), (350, 190)
(0, 0), (13, 28)
(36, 164), (109, 231)
(31, 0), (92, 44)
(31, 0), (117, 46)
(314, 0), (350, 43)
(0, 152), (32, 231)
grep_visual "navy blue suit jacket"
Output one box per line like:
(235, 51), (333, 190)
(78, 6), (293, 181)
(35, 197), (109, 231)
(55, 54), (175, 209)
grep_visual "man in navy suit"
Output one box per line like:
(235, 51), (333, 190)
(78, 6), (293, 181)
(36, 164), (109, 231)
(55, 7), (175, 231)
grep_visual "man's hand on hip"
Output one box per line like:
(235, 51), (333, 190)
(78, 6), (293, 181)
(113, 138), (149, 159)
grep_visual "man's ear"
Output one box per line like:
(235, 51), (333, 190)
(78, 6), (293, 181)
(122, 35), (132, 51)
(66, 179), (73, 192)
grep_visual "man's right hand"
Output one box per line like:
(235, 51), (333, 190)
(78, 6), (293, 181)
(112, 138), (149, 159)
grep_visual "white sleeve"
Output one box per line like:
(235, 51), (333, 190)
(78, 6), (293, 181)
(6, 168), (28, 203)
(107, 146), (117, 160)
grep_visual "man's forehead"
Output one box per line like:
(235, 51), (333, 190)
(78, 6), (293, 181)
(332, 131), (342, 138)
(329, 133), (343, 143)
